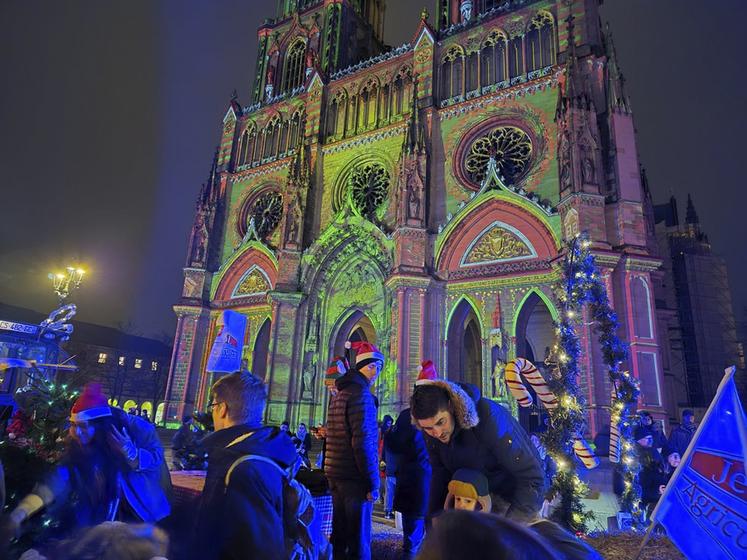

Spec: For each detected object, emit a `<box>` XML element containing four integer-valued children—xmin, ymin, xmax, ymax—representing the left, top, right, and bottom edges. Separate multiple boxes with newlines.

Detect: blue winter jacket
<box><xmin>40</xmin><ymin>407</ymin><xmax>170</xmax><ymax>526</ymax></box>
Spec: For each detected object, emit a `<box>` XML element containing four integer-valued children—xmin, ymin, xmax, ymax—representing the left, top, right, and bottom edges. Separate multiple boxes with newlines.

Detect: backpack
<box><xmin>225</xmin><ymin>454</ymin><xmax>331</xmax><ymax>560</ymax></box>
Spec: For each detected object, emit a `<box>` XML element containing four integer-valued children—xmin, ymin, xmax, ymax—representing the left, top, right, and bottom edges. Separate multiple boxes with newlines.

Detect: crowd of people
<box><xmin>0</xmin><ymin>340</ymin><xmax>699</xmax><ymax>560</ymax></box>
<box><xmin>635</xmin><ymin>408</ymin><xmax>697</xmax><ymax>518</ymax></box>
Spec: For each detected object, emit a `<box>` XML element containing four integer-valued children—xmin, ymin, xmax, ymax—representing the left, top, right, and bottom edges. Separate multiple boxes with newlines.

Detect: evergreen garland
<box><xmin>547</xmin><ymin>233</ymin><xmax>642</xmax><ymax>530</ymax></box>
<box><xmin>542</xmin><ymin>234</ymin><xmax>595</xmax><ymax>532</ymax></box>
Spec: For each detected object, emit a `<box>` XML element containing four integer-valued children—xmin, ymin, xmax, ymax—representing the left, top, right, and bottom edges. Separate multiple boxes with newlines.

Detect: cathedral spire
<box><xmin>402</xmin><ymin>77</ymin><xmax>425</xmax><ymax>155</ymax></box>
<box><xmin>604</xmin><ymin>24</ymin><xmax>631</xmax><ymax>113</ymax></box>
<box><xmin>685</xmin><ymin>194</ymin><xmax>699</xmax><ymax>226</ymax></box>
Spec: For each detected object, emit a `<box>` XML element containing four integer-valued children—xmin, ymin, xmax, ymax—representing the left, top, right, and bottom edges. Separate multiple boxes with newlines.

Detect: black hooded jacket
<box><xmin>387</xmin><ymin>408</ymin><xmax>431</xmax><ymax>517</ymax></box>
<box><xmin>193</xmin><ymin>424</ymin><xmax>297</xmax><ymax>560</ymax></box>
<box><xmin>323</xmin><ymin>370</ymin><xmax>379</xmax><ymax>494</ymax></box>
<box><xmin>421</xmin><ymin>382</ymin><xmax>545</xmax><ymax>521</ymax></box>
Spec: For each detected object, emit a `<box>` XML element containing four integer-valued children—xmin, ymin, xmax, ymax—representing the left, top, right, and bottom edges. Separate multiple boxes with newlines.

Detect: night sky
<box><xmin>1</xmin><ymin>1</ymin><xmax>745</xmax><ymax>341</ymax></box>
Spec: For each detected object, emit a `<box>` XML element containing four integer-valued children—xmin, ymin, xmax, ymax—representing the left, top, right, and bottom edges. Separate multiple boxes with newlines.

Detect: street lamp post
<box><xmin>48</xmin><ymin>267</ymin><xmax>85</xmax><ymax>304</ymax></box>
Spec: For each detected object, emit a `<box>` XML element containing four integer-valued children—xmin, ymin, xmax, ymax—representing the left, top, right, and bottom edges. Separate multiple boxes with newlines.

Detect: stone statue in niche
<box><xmin>191</xmin><ymin>208</ymin><xmax>209</xmax><ymax>265</ymax></box>
<box><xmin>301</xmin><ymin>362</ymin><xmax>316</xmax><ymax>399</ymax></box>
<box><xmin>558</xmin><ymin>130</ymin><xmax>572</xmax><ymax>189</ymax></box>
<box><xmin>582</xmin><ymin>152</ymin><xmax>596</xmax><ymax>184</ymax></box>
<box><xmin>407</xmin><ymin>184</ymin><xmax>421</xmax><ymax>220</ymax></box>
<box><xmin>265</xmin><ymin>65</ymin><xmax>275</xmax><ymax>100</ymax></box>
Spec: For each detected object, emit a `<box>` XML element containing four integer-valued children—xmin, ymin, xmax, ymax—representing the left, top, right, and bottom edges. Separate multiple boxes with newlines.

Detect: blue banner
<box><xmin>206</xmin><ymin>310</ymin><xmax>247</xmax><ymax>373</ymax></box>
<box><xmin>652</xmin><ymin>367</ymin><xmax>747</xmax><ymax>559</ymax></box>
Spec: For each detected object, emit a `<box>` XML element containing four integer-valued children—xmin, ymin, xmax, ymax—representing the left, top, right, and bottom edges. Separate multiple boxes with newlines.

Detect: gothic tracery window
<box><xmin>508</xmin><ymin>36</ymin><xmax>524</xmax><ymax>78</ymax></box>
<box><xmin>289</xmin><ymin>111</ymin><xmax>302</xmax><ymax>149</ymax></box>
<box><xmin>238</xmin><ymin>125</ymin><xmax>257</xmax><ymax>166</ymax></box>
<box><xmin>349</xmin><ymin>163</ymin><xmax>389</xmax><ymax>219</ymax></box>
<box><xmin>441</xmin><ymin>47</ymin><xmax>464</xmax><ymax>100</ymax></box>
<box><xmin>282</xmin><ymin>40</ymin><xmax>306</xmax><ymax>94</ymax></box>
<box><xmin>479</xmin><ymin>33</ymin><xmax>507</xmax><ymax>88</ymax></box>
<box><xmin>263</xmin><ymin>116</ymin><xmax>282</xmax><ymax>159</ymax></box>
<box><xmin>250</xmin><ymin>191</ymin><xmax>283</xmax><ymax>240</ymax></box>
<box><xmin>464</xmin><ymin>126</ymin><xmax>533</xmax><ymax>186</ymax></box>
<box><xmin>527</xmin><ymin>12</ymin><xmax>556</xmax><ymax>72</ymax></box>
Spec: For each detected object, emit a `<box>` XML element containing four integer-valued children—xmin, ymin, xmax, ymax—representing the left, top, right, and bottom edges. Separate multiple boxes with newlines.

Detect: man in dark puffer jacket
<box><xmin>411</xmin><ymin>376</ymin><xmax>545</xmax><ymax>522</ymax></box>
<box><xmin>324</xmin><ymin>341</ymin><xmax>383</xmax><ymax>560</ymax></box>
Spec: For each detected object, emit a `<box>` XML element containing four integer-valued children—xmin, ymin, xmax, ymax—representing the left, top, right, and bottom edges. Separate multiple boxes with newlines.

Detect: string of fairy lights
<box><xmin>542</xmin><ymin>233</ymin><xmax>642</xmax><ymax>531</ymax></box>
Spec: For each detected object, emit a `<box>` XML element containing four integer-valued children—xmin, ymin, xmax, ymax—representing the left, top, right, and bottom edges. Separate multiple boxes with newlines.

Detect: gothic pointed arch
<box><xmin>299</xmin><ymin>216</ymin><xmax>394</xmax><ymax>410</ymax></box>
<box><xmin>512</xmin><ymin>289</ymin><xmax>557</xmax><ymax>431</ymax></box>
<box><xmin>446</xmin><ymin>296</ymin><xmax>483</xmax><ymax>389</ymax></box>
<box><xmin>212</xmin><ymin>244</ymin><xmax>278</xmax><ymax>303</ymax></box>
<box><xmin>436</xmin><ymin>195</ymin><xmax>559</xmax><ymax>279</ymax></box>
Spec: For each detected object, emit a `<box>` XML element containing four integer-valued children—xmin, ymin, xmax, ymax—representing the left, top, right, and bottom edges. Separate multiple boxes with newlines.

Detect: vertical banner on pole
<box><xmin>206</xmin><ymin>310</ymin><xmax>247</xmax><ymax>373</ymax></box>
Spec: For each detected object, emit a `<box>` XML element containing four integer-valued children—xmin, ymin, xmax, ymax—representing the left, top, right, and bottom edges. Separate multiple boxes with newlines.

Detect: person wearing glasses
<box><xmin>193</xmin><ymin>371</ymin><xmax>297</xmax><ymax>559</ymax></box>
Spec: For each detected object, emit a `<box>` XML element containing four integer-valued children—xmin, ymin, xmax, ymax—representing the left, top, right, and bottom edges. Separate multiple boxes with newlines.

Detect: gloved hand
<box><xmin>108</xmin><ymin>425</ymin><xmax>138</xmax><ymax>464</ymax></box>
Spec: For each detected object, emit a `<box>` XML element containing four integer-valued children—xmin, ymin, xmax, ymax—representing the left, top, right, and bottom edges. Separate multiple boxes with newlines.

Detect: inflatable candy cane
<box><xmin>609</xmin><ymin>384</ymin><xmax>621</xmax><ymax>463</ymax></box>
<box><xmin>504</xmin><ymin>358</ymin><xmax>558</xmax><ymax>410</ymax></box>
<box><xmin>504</xmin><ymin>359</ymin><xmax>533</xmax><ymax>407</ymax></box>
<box><xmin>609</xmin><ymin>421</ymin><xmax>621</xmax><ymax>463</ymax></box>
<box><xmin>573</xmin><ymin>437</ymin><xmax>599</xmax><ymax>469</ymax></box>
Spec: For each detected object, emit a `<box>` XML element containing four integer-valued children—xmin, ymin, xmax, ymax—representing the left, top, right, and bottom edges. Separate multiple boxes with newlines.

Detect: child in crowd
<box><xmin>444</xmin><ymin>469</ymin><xmax>602</xmax><ymax>560</ymax></box>
<box><xmin>444</xmin><ymin>468</ymin><xmax>492</xmax><ymax>512</ymax></box>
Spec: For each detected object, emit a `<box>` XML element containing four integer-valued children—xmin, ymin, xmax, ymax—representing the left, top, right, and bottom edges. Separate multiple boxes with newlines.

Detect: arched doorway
<box><xmin>331</xmin><ymin>310</ymin><xmax>377</xmax><ymax>358</ymax></box>
<box><xmin>514</xmin><ymin>291</ymin><xmax>556</xmax><ymax>432</ymax></box>
<box><xmin>253</xmin><ymin>319</ymin><xmax>271</xmax><ymax>382</ymax></box>
<box><xmin>140</xmin><ymin>401</ymin><xmax>153</xmax><ymax>421</ymax></box>
<box><xmin>447</xmin><ymin>299</ymin><xmax>483</xmax><ymax>390</ymax></box>
<box><xmin>155</xmin><ymin>402</ymin><xmax>165</xmax><ymax>424</ymax></box>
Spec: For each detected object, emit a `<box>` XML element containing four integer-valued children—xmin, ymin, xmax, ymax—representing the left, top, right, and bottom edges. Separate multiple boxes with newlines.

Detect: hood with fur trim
<box><xmin>412</xmin><ymin>380</ymin><xmax>479</xmax><ymax>430</ymax></box>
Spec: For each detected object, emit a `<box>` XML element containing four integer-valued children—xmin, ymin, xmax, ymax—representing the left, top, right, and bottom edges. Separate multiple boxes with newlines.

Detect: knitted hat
<box><xmin>326</xmin><ymin>356</ymin><xmax>348</xmax><ymax>381</ymax></box>
<box><xmin>634</xmin><ymin>425</ymin><xmax>653</xmax><ymax>443</ymax></box>
<box><xmin>416</xmin><ymin>360</ymin><xmax>438</xmax><ymax>385</ymax></box>
<box><xmin>445</xmin><ymin>468</ymin><xmax>492</xmax><ymax>512</ymax></box>
<box><xmin>70</xmin><ymin>383</ymin><xmax>112</xmax><ymax>422</ymax></box>
<box><xmin>349</xmin><ymin>341</ymin><xmax>384</xmax><ymax>369</ymax></box>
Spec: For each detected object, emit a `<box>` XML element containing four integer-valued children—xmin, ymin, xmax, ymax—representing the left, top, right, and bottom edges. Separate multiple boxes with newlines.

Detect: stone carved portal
<box><xmin>447</xmin><ymin>299</ymin><xmax>483</xmax><ymax>391</ymax></box>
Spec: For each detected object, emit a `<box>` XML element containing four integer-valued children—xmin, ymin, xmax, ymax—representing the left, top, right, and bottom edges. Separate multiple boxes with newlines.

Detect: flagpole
<box><xmin>650</xmin><ymin>365</ymin><xmax>737</xmax><ymax>525</ymax></box>
<box><xmin>632</xmin><ymin>522</ymin><xmax>657</xmax><ymax>560</ymax></box>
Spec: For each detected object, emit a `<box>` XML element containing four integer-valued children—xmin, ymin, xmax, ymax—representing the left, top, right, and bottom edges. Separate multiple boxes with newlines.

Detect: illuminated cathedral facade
<box><xmin>164</xmin><ymin>0</ymin><xmax>668</xmax><ymax>436</ymax></box>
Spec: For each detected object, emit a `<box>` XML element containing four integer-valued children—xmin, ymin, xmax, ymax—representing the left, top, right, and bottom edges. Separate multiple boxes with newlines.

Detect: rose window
<box><xmin>349</xmin><ymin>163</ymin><xmax>389</xmax><ymax>219</ymax></box>
<box><xmin>464</xmin><ymin>126</ymin><xmax>532</xmax><ymax>186</ymax></box>
<box><xmin>250</xmin><ymin>191</ymin><xmax>283</xmax><ymax>239</ymax></box>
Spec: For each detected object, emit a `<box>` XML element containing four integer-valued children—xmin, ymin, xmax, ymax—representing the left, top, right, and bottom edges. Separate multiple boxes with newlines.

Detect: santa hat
<box><xmin>445</xmin><ymin>468</ymin><xmax>492</xmax><ymax>512</ymax></box>
<box><xmin>416</xmin><ymin>360</ymin><xmax>438</xmax><ymax>385</ymax></box>
<box><xmin>326</xmin><ymin>356</ymin><xmax>348</xmax><ymax>381</ymax></box>
<box><xmin>70</xmin><ymin>383</ymin><xmax>112</xmax><ymax>422</ymax></box>
<box><xmin>349</xmin><ymin>341</ymin><xmax>384</xmax><ymax>369</ymax></box>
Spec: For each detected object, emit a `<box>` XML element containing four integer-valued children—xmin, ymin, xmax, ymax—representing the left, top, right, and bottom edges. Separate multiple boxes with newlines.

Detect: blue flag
<box><xmin>652</xmin><ymin>367</ymin><xmax>747</xmax><ymax>559</ymax></box>
<box><xmin>206</xmin><ymin>310</ymin><xmax>247</xmax><ymax>373</ymax></box>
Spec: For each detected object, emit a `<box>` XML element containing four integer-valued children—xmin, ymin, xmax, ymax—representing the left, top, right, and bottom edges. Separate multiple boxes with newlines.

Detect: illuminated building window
<box><xmin>151</xmin><ymin>361</ymin><xmax>159</xmax><ymax>371</ymax></box>
<box><xmin>134</xmin><ymin>358</ymin><xmax>143</xmax><ymax>369</ymax></box>
<box><xmin>281</xmin><ymin>40</ymin><xmax>306</xmax><ymax>94</ymax></box>
<box><xmin>464</xmin><ymin>125</ymin><xmax>533</xmax><ymax>186</ymax></box>
<box><xmin>440</xmin><ymin>47</ymin><xmax>463</xmax><ymax>100</ymax></box>
<box><xmin>98</xmin><ymin>353</ymin><xmax>107</xmax><ymax>364</ymax></box>
<box><xmin>349</xmin><ymin>163</ymin><xmax>390</xmax><ymax>220</ymax></box>
<box><xmin>118</xmin><ymin>356</ymin><xmax>125</xmax><ymax>366</ymax></box>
